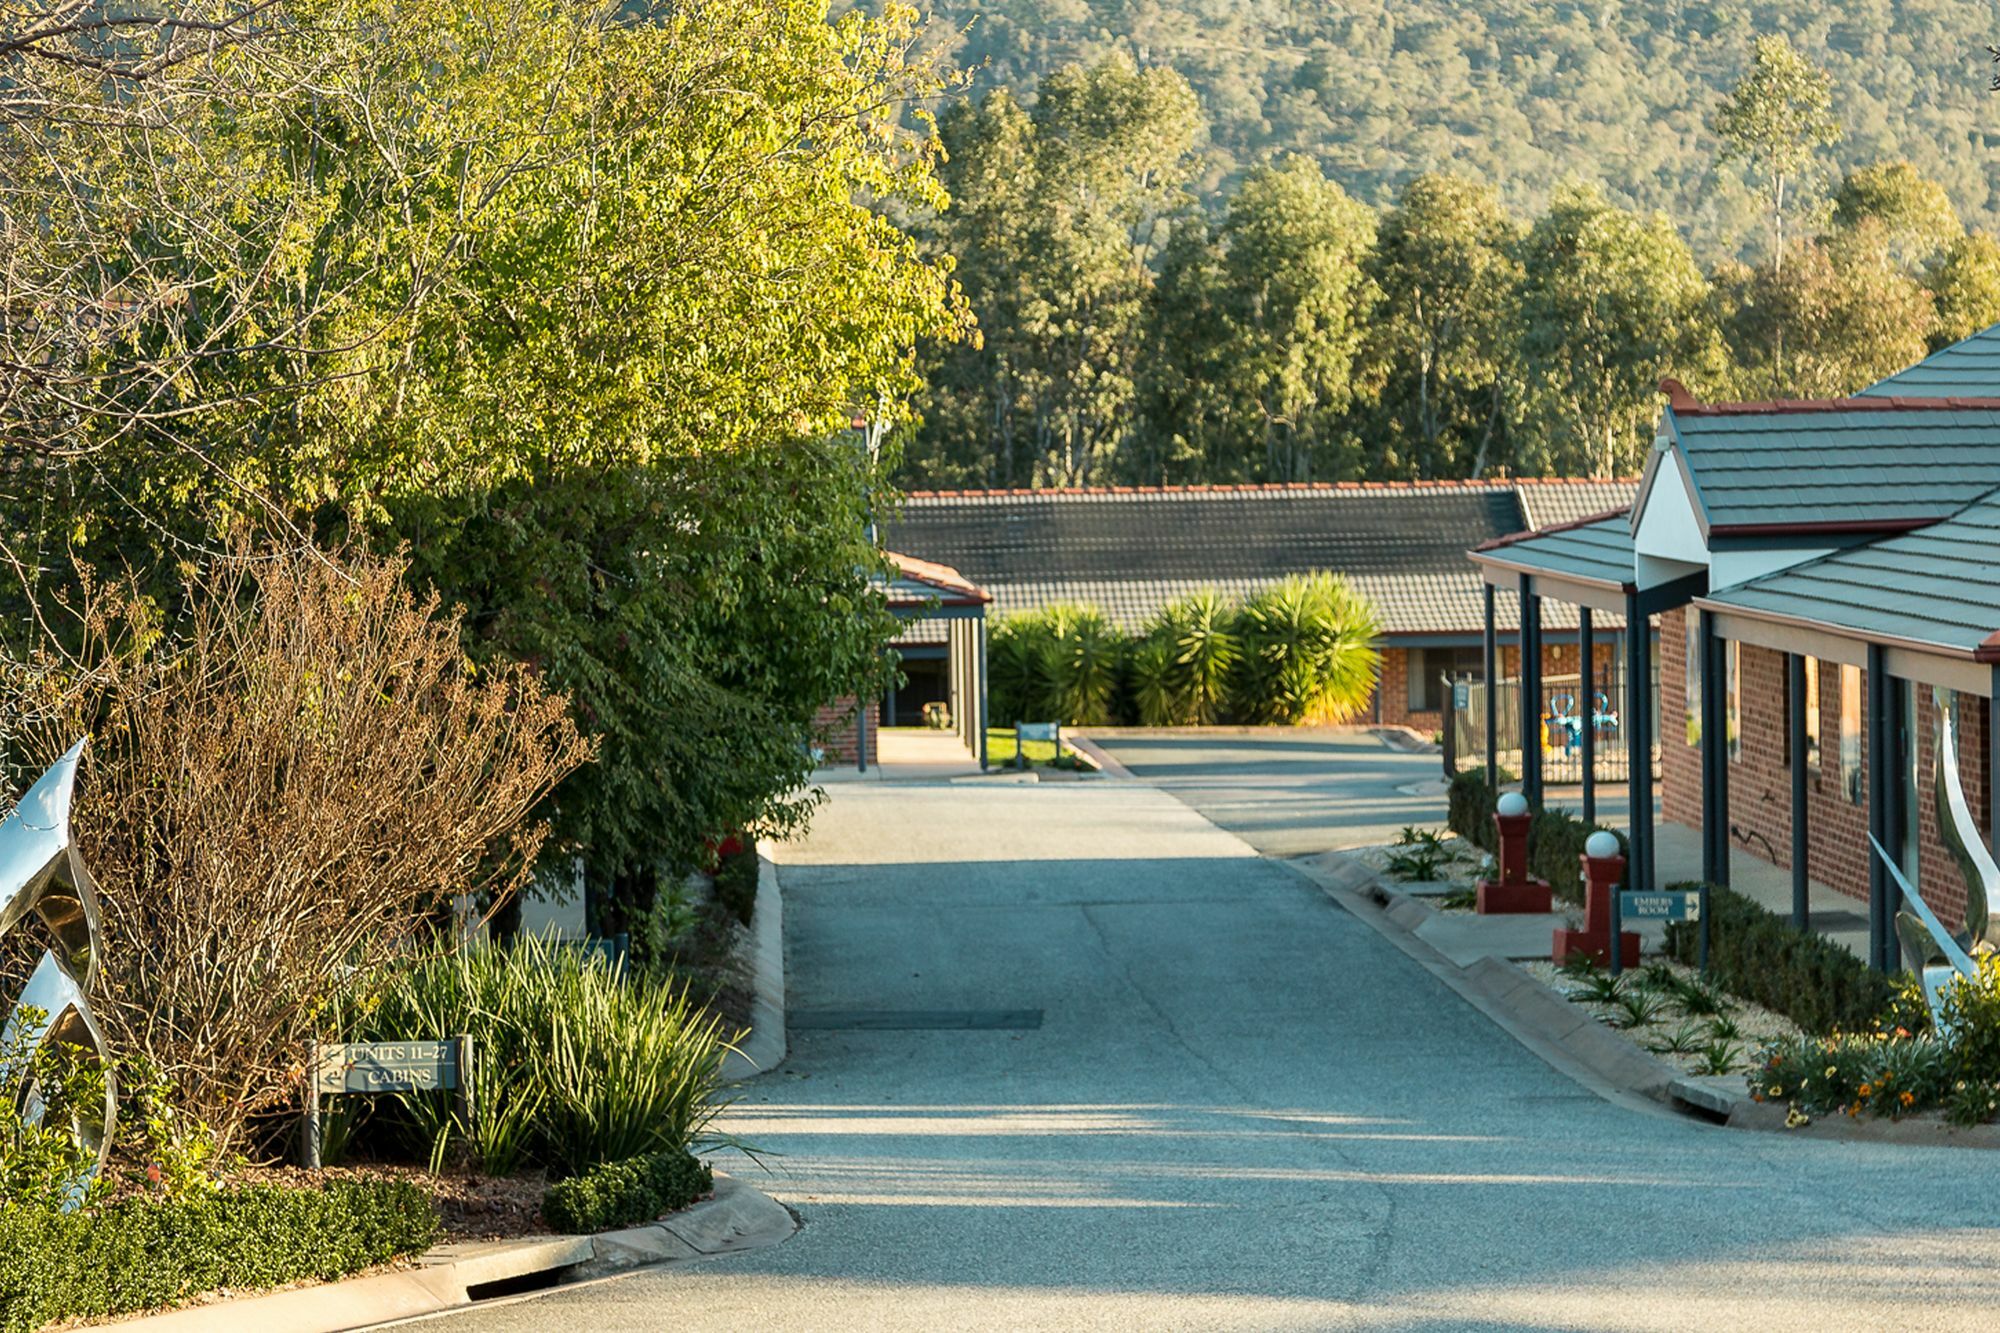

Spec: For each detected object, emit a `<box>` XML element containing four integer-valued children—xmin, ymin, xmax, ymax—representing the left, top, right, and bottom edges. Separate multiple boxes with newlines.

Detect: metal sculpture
<box><xmin>0</xmin><ymin>739</ymin><xmax>115</xmax><ymax>1207</ymax></box>
<box><xmin>1869</xmin><ymin>688</ymin><xmax>1999</xmax><ymax>1028</ymax></box>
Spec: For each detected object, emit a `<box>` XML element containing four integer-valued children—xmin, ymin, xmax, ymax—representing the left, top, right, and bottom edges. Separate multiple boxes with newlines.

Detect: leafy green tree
<box><xmin>1361</xmin><ymin>174</ymin><xmax>1523</xmax><ymax>478</ymax></box>
<box><xmin>915</xmin><ymin>57</ymin><xmax>1202</xmax><ymax>486</ymax></box>
<box><xmin>1925</xmin><ymin>233</ymin><xmax>2000</xmax><ymax>348</ymax></box>
<box><xmin>1722</xmin><ymin>230</ymin><xmax>1934</xmax><ymax>398</ymax></box>
<box><xmin>1512</xmin><ymin>184</ymin><xmax>1726</xmax><ymax>478</ymax></box>
<box><xmin>1832</xmin><ymin>161</ymin><xmax>1962</xmax><ymax>266</ymax></box>
<box><xmin>1133</xmin><ymin>158</ymin><xmax>1377</xmax><ymax>482</ymax></box>
<box><xmin>9</xmin><ymin>0</ymin><xmax>968</xmax><ymax>925</ymax></box>
<box><xmin>1713</xmin><ymin>34</ymin><xmax>1842</xmax><ymax>274</ymax></box>
<box><xmin>1235</xmin><ymin>574</ymin><xmax>1381</xmax><ymax>725</ymax></box>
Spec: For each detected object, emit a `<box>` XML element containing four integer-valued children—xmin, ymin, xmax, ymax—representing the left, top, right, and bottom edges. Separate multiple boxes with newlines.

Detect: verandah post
<box><xmin>1789</xmin><ymin>652</ymin><xmax>1810</xmax><ymax>931</ymax></box>
<box><xmin>1483</xmin><ymin>581</ymin><xmax>1498</xmax><ymax>793</ymax></box>
<box><xmin>1519</xmin><ymin>575</ymin><xmax>1542</xmax><ymax>808</ymax></box>
<box><xmin>1580</xmin><ymin>607</ymin><xmax>1596</xmax><ymax>824</ymax></box>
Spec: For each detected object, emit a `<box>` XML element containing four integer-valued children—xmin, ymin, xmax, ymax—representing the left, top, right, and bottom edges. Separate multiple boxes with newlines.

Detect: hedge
<box><xmin>1446</xmin><ymin>768</ymin><xmax>1625</xmax><ymax>908</ymax></box>
<box><xmin>542</xmin><ymin>1149</ymin><xmax>713</xmax><ymax>1234</ymax></box>
<box><xmin>0</xmin><ymin>1179</ymin><xmax>439</xmax><ymax>1333</ymax></box>
<box><xmin>1664</xmin><ymin>883</ymin><xmax>1894</xmax><ymax>1036</ymax></box>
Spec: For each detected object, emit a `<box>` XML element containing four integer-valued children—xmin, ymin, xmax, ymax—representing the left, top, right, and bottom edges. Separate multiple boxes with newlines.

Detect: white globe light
<box><xmin>1496</xmin><ymin>792</ymin><xmax>1529</xmax><ymax>817</ymax></box>
<box><xmin>1585</xmin><ymin>830</ymin><xmax>1621</xmax><ymax>859</ymax></box>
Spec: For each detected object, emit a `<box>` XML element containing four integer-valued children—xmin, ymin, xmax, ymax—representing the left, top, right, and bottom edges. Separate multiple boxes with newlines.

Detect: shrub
<box><xmin>1234</xmin><ymin>573</ymin><xmax>1381</xmax><ymax>725</ymax></box>
<box><xmin>712</xmin><ymin>845</ymin><xmax>760</xmax><ymax>928</ymax></box>
<box><xmin>1755</xmin><ymin>1030</ymin><xmax>1952</xmax><ymax>1119</ymax></box>
<box><xmin>343</xmin><ymin>935</ymin><xmax>732</xmax><ymax>1176</ymax></box>
<box><xmin>988</xmin><ymin>606</ymin><xmax>1130</xmax><ymax>726</ymax></box>
<box><xmin>541</xmin><ymin>1148</ymin><xmax>713</xmax><ymax>1234</ymax></box>
<box><xmin>1134</xmin><ymin>590</ymin><xmax>1240</xmax><ymax>726</ymax></box>
<box><xmin>1664</xmin><ymin>884</ymin><xmax>1893</xmax><ymax>1036</ymax></box>
<box><xmin>0</xmin><ymin>546</ymin><xmax>587</xmax><ymax>1153</ymax></box>
<box><xmin>0</xmin><ymin>1179</ymin><xmax>438</xmax><ymax>1333</ymax></box>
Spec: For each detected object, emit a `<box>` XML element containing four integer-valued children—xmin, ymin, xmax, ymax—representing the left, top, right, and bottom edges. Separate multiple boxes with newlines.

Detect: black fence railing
<box><xmin>1444</xmin><ymin>668</ymin><xmax>1659</xmax><ymax>786</ymax></box>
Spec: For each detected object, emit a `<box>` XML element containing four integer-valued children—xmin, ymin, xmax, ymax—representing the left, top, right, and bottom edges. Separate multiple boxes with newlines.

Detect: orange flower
<box><xmin>1858</xmin><ymin>1083</ymin><xmax>1873</xmax><ymax>1098</ymax></box>
<box><xmin>1900</xmin><ymin>1091</ymin><xmax>1916</xmax><ymax>1108</ymax></box>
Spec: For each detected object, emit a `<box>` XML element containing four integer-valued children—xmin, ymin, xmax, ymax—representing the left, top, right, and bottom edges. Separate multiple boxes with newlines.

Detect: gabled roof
<box><xmin>1860</xmin><ymin>324</ymin><xmax>2000</xmax><ymax>398</ymax></box>
<box><xmin>1655</xmin><ymin>397</ymin><xmax>2000</xmax><ymax>536</ymax></box>
<box><xmin>877</xmin><ymin>550</ymin><xmax>988</xmax><ymax>610</ymax></box>
<box><xmin>1700</xmin><ymin>485</ymin><xmax>2000</xmax><ymax>661</ymax></box>
<box><xmin>882</xmin><ymin>481</ymin><xmax>1636</xmax><ymax>639</ymax></box>
<box><xmin>1471</xmin><ymin>511</ymin><xmax>1637</xmax><ymax>593</ymax></box>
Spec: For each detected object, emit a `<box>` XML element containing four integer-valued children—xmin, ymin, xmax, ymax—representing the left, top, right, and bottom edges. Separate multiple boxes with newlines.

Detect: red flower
<box><xmin>146</xmin><ymin>1163</ymin><xmax>163</xmax><ymax>1188</ymax></box>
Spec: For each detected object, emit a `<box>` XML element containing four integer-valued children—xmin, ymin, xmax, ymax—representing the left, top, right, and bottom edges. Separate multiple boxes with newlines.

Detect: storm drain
<box><xmin>790</xmin><ymin>1009</ymin><xmax>1043</xmax><ymax>1031</ymax></box>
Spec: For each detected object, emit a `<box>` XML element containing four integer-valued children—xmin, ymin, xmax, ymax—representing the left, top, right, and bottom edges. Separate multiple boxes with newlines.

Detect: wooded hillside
<box><xmin>888</xmin><ymin>0</ymin><xmax>1999</xmax><ymax>259</ymax></box>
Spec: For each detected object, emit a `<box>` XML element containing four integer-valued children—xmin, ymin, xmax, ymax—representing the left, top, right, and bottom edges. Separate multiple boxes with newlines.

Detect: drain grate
<box><xmin>790</xmin><ymin>1009</ymin><xmax>1043</xmax><ymax>1031</ymax></box>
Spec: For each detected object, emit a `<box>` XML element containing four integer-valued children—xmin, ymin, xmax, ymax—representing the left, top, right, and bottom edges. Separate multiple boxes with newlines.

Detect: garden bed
<box><xmin>1522</xmin><ymin>957</ymin><xmax>1803</xmax><ymax>1080</ymax></box>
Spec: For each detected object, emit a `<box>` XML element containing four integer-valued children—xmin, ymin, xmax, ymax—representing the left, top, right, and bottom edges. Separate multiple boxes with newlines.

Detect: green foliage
<box><xmin>1235</xmin><ymin>574</ymin><xmax>1381</xmax><ymax>724</ymax></box>
<box><xmin>398</xmin><ymin>443</ymin><xmax>897</xmax><ymax>928</ymax></box>
<box><xmin>712</xmin><ymin>847</ymin><xmax>761</xmax><ymax>929</ymax></box>
<box><xmin>1713</xmin><ymin>33</ymin><xmax>1842</xmax><ymax>265</ymax></box>
<box><xmin>988</xmin><ymin>605</ymin><xmax>1130</xmax><ymax>727</ymax></box>
<box><xmin>542</xmin><ymin>1149</ymin><xmax>714</xmax><ymax>1234</ymax></box>
<box><xmin>0</xmin><ymin>1014</ymin><xmax>106</xmax><ymax>1213</ymax></box>
<box><xmin>1833</xmin><ymin>161</ymin><xmax>1963</xmax><ymax>266</ymax></box>
<box><xmin>342</xmin><ymin>937</ymin><xmax>731</xmax><ymax>1177</ymax></box>
<box><xmin>1663</xmin><ymin>884</ymin><xmax>1894</xmax><ymax>1036</ymax></box>
<box><xmin>1511</xmin><ymin>183</ymin><xmax>1728</xmax><ymax>478</ymax></box>
<box><xmin>1721</xmin><ymin>230</ymin><xmax>1934</xmax><ymax>399</ymax></box>
<box><xmin>912</xmin><ymin>58</ymin><xmax>1202</xmax><ymax>487</ymax></box>
<box><xmin>1756</xmin><ymin>1030</ymin><xmax>1952</xmax><ymax>1119</ymax></box>
<box><xmin>1134</xmin><ymin>590</ymin><xmax>1241</xmax><ymax>726</ymax></box>
<box><xmin>1940</xmin><ymin>956</ymin><xmax>2000</xmax><ymax>1086</ymax></box>
<box><xmin>1926</xmin><ymin>234</ymin><xmax>2000</xmax><ymax>348</ymax></box>
<box><xmin>1361</xmin><ymin>174</ymin><xmax>1523</xmax><ymax>479</ymax></box>
<box><xmin>0</xmin><ymin>1180</ymin><xmax>438</xmax><ymax>1333</ymax></box>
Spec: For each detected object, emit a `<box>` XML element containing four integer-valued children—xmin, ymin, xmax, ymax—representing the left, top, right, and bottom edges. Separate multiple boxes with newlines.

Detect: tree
<box><xmin>1234</xmin><ymin>574</ymin><xmax>1381</xmax><ymax>725</ymax></box>
<box><xmin>1713</xmin><ymin>34</ymin><xmax>1841</xmax><ymax>274</ymax></box>
<box><xmin>1925</xmin><ymin>233</ymin><xmax>2000</xmax><ymax>347</ymax></box>
<box><xmin>1831</xmin><ymin>161</ymin><xmax>1962</xmax><ymax>267</ymax></box>
<box><xmin>1361</xmin><ymin>174</ymin><xmax>1523</xmax><ymax>478</ymax></box>
<box><xmin>9</xmin><ymin>0</ymin><xmax>969</xmax><ymax>926</ymax></box>
<box><xmin>1723</xmin><ymin>231</ymin><xmax>1934</xmax><ymax>399</ymax></box>
<box><xmin>914</xmin><ymin>57</ymin><xmax>1203</xmax><ymax>487</ymax></box>
<box><xmin>1132</xmin><ymin>158</ymin><xmax>1377</xmax><ymax>482</ymax></box>
<box><xmin>1512</xmin><ymin>184</ymin><xmax>1726</xmax><ymax>478</ymax></box>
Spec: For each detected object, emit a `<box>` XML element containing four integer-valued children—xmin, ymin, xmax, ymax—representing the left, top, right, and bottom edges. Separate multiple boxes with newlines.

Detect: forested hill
<box><xmin>896</xmin><ymin>0</ymin><xmax>2000</xmax><ymax>257</ymax></box>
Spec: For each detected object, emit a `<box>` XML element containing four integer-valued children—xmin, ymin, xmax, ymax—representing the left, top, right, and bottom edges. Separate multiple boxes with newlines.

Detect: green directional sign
<box><xmin>314</xmin><ymin>1040</ymin><xmax>462</xmax><ymax>1095</ymax></box>
<box><xmin>1619</xmin><ymin>890</ymin><xmax>1702</xmax><ymax>922</ymax></box>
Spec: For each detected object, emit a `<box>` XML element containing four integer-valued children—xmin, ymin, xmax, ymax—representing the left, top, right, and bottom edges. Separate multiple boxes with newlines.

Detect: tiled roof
<box><xmin>887</xmin><ymin>484</ymin><xmax>1528</xmax><ymax>584</ymax></box>
<box><xmin>1665</xmin><ymin>400</ymin><xmax>2000</xmax><ymax>532</ymax></box>
<box><xmin>1702</xmin><ymin>485</ymin><xmax>2000</xmax><ymax>660</ymax></box>
<box><xmin>1860</xmin><ymin>324</ymin><xmax>2000</xmax><ymax>398</ymax></box>
<box><xmin>1471</xmin><ymin>512</ymin><xmax>1637</xmax><ymax>590</ymax></box>
<box><xmin>881</xmin><ymin>482</ymin><xmax>1636</xmax><ymax>640</ymax></box>
<box><xmin>878</xmin><ymin>550</ymin><xmax>988</xmax><ymax>607</ymax></box>
<box><xmin>1514</xmin><ymin>480</ymin><xmax>1638</xmax><ymax>530</ymax></box>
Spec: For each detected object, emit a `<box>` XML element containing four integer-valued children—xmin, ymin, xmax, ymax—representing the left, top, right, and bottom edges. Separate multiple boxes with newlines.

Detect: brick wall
<box><xmin>814</xmin><ymin>697</ymin><xmax>879</xmax><ymax>767</ymax></box>
<box><xmin>1659</xmin><ymin>607</ymin><xmax>1991</xmax><ymax>929</ymax></box>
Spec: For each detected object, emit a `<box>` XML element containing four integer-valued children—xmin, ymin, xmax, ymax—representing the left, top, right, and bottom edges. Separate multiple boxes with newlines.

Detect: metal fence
<box><xmin>1445</xmin><ymin>668</ymin><xmax>1659</xmax><ymax>786</ymax></box>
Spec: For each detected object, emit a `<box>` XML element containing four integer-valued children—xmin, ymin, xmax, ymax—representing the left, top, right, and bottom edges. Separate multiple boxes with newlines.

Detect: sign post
<box><xmin>301</xmin><ymin>1035</ymin><xmax>471</xmax><ymax>1169</ymax></box>
<box><xmin>1617</xmin><ymin>890</ymin><xmax>1703</xmax><ymax>923</ymax></box>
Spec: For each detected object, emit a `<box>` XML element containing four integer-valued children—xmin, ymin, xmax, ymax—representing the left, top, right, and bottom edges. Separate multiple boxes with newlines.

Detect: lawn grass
<box><xmin>984</xmin><ymin>728</ymin><xmax>1063</xmax><ymax>767</ymax></box>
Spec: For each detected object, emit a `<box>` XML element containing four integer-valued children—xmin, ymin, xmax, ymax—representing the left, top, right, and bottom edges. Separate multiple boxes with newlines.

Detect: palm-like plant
<box><xmin>989</xmin><ymin>613</ymin><xmax>1058</xmax><ymax>724</ymax></box>
<box><xmin>1041</xmin><ymin>603</ymin><xmax>1125</xmax><ymax>725</ymax></box>
<box><xmin>1127</xmin><ymin>633</ymin><xmax>1180</xmax><ymax>727</ymax></box>
<box><xmin>1154</xmin><ymin>589</ymin><xmax>1240</xmax><ymax>724</ymax></box>
<box><xmin>1235</xmin><ymin>573</ymin><xmax>1382</xmax><ymax>724</ymax></box>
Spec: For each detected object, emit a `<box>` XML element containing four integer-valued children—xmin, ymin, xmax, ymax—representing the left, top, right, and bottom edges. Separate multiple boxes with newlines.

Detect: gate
<box><xmin>1445</xmin><ymin>666</ymin><xmax>1658</xmax><ymax>785</ymax></box>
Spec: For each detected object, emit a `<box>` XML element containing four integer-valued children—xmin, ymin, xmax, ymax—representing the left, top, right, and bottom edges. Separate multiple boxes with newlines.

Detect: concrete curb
<box><xmin>1063</xmin><ymin>732</ymin><xmax>1135</xmax><ymax>780</ymax></box>
<box><xmin>107</xmin><ymin>1173</ymin><xmax>795</xmax><ymax>1332</ymax></box>
<box><xmin>721</xmin><ymin>850</ymin><xmax>787</xmax><ymax>1084</ymax></box>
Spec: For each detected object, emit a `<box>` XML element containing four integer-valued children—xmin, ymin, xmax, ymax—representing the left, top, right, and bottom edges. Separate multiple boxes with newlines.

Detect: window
<box><xmin>1839</xmin><ymin>663</ymin><xmax>1863</xmax><ymax>803</ymax></box>
<box><xmin>1408</xmin><ymin>646</ymin><xmax>1486</xmax><ymax>714</ymax></box>
<box><xmin>1726</xmin><ymin>640</ymin><xmax>1741</xmax><ymax>763</ymax></box>
<box><xmin>1804</xmin><ymin>657</ymin><xmax>1821</xmax><ymax>771</ymax></box>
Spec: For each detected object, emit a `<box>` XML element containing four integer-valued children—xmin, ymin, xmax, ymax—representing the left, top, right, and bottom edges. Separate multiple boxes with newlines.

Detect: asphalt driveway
<box><xmin>422</xmin><ymin>769</ymin><xmax>2000</xmax><ymax>1332</ymax></box>
<box><xmin>1088</xmin><ymin>728</ymin><xmax>1633</xmax><ymax>856</ymax></box>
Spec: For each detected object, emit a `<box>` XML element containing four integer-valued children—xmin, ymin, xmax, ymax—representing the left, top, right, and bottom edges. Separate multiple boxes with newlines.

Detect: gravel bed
<box><xmin>1520</xmin><ymin>956</ymin><xmax>1802</xmax><ymax>1077</ymax></box>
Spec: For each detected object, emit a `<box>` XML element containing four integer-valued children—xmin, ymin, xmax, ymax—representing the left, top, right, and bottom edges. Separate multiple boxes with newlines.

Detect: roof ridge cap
<box><xmin>1471</xmin><ymin>505</ymin><xmax>1634</xmax><ymax>552</ymax></box>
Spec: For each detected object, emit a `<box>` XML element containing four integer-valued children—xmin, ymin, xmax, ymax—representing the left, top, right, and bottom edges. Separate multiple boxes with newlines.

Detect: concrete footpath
<box><xmin>425</xmin><ymin>773</ymin><xmax>2000</xmax><ymax>1332</ymax></box>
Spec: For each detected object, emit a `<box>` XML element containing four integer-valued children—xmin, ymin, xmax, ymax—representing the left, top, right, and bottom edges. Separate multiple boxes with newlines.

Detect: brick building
<box><xmin>1468</xmin><ymin>323</ymin><xmax>2000</xmax><ymax>973</ymax></box>
<box><xmin>880</xmin><ymin>479</ymin><xmax>1635</xmax><ymax>735</ymax></box>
